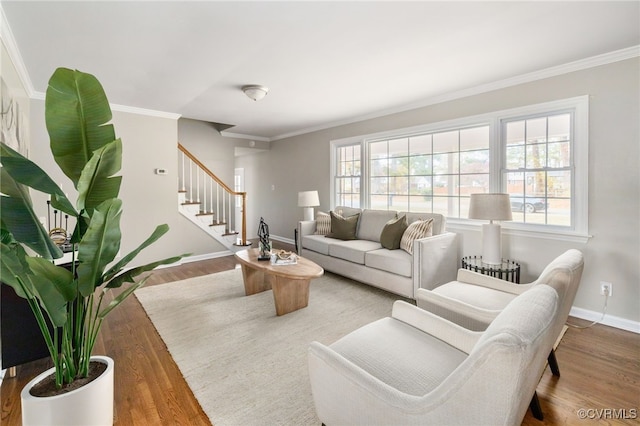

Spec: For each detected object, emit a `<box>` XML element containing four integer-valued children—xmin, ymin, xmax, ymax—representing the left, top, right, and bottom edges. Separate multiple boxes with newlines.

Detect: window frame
<box><xmin>330</xmin><ymin>95</ymin><xmax>589</xmax><ymax>242</ymax></box>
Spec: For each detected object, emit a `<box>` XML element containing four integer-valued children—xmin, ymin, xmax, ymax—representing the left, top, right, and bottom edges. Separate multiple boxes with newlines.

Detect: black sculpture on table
<box><xmin>257</xmin><ymin>217</ymin><xmax>271</xmax><ymax>261</ymax></box>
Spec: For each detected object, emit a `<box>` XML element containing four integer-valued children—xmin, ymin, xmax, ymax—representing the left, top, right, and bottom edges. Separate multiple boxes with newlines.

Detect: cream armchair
<box><xmin>308</xmin><ymin>285</ymin><xmax>560</xmax><ymax>425</ymax></box>
<box><xmin>415</xmin><ymin>249</ymin><xmax>583</xmax><ymax>419</ymax></box>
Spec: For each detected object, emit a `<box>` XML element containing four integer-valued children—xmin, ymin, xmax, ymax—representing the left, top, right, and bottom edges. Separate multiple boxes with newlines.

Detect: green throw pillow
<box><xmin>380</xmin><ymin>215</ymin><xmax>408</xmax><ymax>250</ymax></box>
<box><xmin>326</xmin><ymin>211</ymin><xmax>360</xmax><ymax>240</ymax></box>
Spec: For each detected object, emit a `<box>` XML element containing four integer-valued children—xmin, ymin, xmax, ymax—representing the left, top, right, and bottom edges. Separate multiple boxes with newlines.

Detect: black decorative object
<box><xmin>257</xmin><ymin>217</ymin><xmax>271</xmax><ymax>261</ymax></box>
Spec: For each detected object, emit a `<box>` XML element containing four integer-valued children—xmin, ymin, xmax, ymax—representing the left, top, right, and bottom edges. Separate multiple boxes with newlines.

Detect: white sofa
<box><xmin>297</xmin><ymin>207</ymin><xmax>458</xmax><ymax>299</ymax></box>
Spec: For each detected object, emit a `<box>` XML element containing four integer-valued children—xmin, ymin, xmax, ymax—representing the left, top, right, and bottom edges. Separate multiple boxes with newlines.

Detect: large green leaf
<box><xmin>26</xmin><ymin>257</ymin><xmax>74</xmax><ymax>327</ymax></box>
<box><xmin>77</xmin><ymin>199</ymin><xmax>122</xmax><ymax>297</ymax></box>
<box><xmin>0</xmin><ymin>167</ymin><xmax>62</xmax><ymax>260</ymax></box>
<box><xmin>76</xmin><ymin>139</ymin><xmax>122</xmax><ymax>215</ymax></box>
<box><xmin>105</xmin><ymin>254</ymin><xmax>187</xmax><ymax>289</ymax></box>
<box><xmin>103</xmin><ymin>223</ymin><xmax>169</xmax><ymax>280</ymax></box>
<box><xmin>0</xmin><ymin>142</ymin><xmax>76</xmax><ymax>216</ymax></box>
<box><xmin>0</xmin><ymin>243</ymin><xmax>69</xmax><ymax>326</ymax></box>
<box><xmin>0</xmin><ymin>241</ymin><xmax>36</xmax><ymax>298</ymax></box>
<box><xmin>46</xmin><ymin>68</ymin><xmax>115</xmax><ymax>187</ymax></box>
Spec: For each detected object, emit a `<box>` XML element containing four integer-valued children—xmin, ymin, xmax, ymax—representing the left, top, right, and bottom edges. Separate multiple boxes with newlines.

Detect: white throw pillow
<box><xmin>400</xmin><ymin>218</ymin><xmax>434</xmax><ymax>254</ymax></box>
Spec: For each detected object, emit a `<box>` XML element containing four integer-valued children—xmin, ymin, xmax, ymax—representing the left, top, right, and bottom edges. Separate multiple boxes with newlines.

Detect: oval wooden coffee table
<box><xmin>234</xmin><ymin>248</ymin><xmax>324</xmax><ymax>316</ymax></box>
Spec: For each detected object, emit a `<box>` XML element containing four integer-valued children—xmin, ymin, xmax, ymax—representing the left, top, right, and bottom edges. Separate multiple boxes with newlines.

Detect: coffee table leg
<box><xmin>272</xmin><ymin>277</ymin><xmax>310</xmax><ymax>316</ymax></box>
<box><xmin>241</xmin><ymin>264</ymin><xmax>272</xmax><ymax>296</ymax></box>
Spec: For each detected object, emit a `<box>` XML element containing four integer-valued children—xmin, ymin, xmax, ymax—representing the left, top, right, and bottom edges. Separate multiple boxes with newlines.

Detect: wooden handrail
<box><xmin>178</xmin><ymin>143</ymin><xmax>248</xmax><ymax>245</ymax></box>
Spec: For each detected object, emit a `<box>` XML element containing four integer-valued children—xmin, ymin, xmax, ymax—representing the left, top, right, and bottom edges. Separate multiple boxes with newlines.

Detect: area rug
<box><xmin>135</xmin><ymin>269</ymin><xmax>404</xmax><ymax>426</ymax></box>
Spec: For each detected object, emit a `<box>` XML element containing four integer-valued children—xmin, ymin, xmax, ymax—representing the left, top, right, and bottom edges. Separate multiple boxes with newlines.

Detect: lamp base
<box><xmin>482</xmin><ymin>223</ymin><xmax>502</xmax><ymax>265</ymax></box>
<box><xmin>303</xmin><ymin>207</ymin><xmax>315</xmax><ymax>221</ymax></box>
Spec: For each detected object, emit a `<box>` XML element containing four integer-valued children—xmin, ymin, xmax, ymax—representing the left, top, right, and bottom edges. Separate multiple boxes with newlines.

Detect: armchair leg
<box><xmin>529</xmin><ymin>391</ymin><xmax>544</xmax><ymax>420</ymax></box>
<box><xmin>548</xmin><ymin>348</ymin><xmax>560</xmax><ymax>377</ymax></box>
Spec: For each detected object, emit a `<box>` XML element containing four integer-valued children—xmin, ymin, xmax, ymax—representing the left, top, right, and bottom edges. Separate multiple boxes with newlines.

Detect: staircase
<box><xmin>177</xmin><ymin>143</ymin><xmax>249</xmax><ymax>251</ymax></box>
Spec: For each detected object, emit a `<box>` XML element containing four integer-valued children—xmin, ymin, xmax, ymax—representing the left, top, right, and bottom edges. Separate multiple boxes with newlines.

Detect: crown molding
<box><xmin>271</xmin><ymin>45</ymin><xmax>640</xmax><ymax>141</ymax></box>
<box><xmin>32</xmin><ymin>90</ymin><xmax>181</xmax><ymax>120</ymax></box>
<box><xmin>0</xmin><ymin>5</ymin><xmax>35</xmax><ymax>97</ymax></box>
<box><xmin>220</xmin><ymin>131</ymin><xmax>271</xmax><ymax>142</ymax></box>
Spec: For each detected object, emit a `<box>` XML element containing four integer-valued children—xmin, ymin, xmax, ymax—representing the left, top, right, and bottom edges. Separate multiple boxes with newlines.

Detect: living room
<box><xmin>1</xmin><ymin>1</ymin><xmax>639</xmax><ymax>425</ymax></box>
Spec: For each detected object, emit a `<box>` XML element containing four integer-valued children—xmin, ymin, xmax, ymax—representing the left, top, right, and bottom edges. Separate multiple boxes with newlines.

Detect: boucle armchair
<box><xmin>415</xmin><ymin>249</ymin><xmax>583</xmax><ymax>376</ymax></box>
<box><xmin>308</xmin><ymin>285</ymin><xmax>560</xmax><ymax>425</ymax></box>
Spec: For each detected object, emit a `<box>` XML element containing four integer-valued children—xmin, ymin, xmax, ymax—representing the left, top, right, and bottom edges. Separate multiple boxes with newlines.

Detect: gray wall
<box><xmin>29</xmin><ymin>101</ymin><xmax>220</xmax><ymax>266</ymax></box>
<box><xmin>249</xmin><ymin>58</ymin><xmax>640</xmax><ymax>327</ymax></box>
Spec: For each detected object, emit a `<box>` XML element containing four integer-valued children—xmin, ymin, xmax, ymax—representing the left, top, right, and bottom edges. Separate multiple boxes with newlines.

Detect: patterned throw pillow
<box><xmin>400</xmin><ymin>218</ymin><xmax>434</xmax><ymax>254</ymax></box>
<box><xmin>314</xmin><ymin>212</ymin><xmax>331</xmax><ymax>235</ymax></box>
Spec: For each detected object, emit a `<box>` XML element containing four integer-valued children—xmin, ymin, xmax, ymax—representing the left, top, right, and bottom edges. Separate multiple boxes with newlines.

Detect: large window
<box><xmin>331</xmin><ymin>96</ymin><xmax>588</xmax><ymax>238</ymax></box>
<box><xmin>368</xmin><ymin>125</ymin><xmax>490</xmax><ymax>217</ymax></box>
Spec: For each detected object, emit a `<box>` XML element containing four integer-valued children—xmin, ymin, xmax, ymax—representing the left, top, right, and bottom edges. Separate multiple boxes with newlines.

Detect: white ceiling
<box><xmin>2</xmin><ymin>1</ymin><xmax>639</xmax><ymax>141</ymax></box>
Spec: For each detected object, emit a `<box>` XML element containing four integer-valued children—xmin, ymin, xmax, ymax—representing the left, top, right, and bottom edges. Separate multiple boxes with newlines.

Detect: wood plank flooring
<box><xmin>2</xmin><ymin>242</ymin><xmax>639</xmax><ymax>425</ymax></box>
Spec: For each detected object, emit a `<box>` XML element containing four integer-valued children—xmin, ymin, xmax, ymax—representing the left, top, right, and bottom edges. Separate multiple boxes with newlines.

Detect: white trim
<box><xmin>32</xmin><ymin>90</ymin><xmax>181</xmax><ymax>120</ymax></box>
<box><xmin>220</xmin><ymin>131</ymin><xmax>271</xmax><ymax>142</ymax></box>
<box><xmin>155</xmin><ymin>250</ymin><xmax>233</xmax><ymax>269</ymax></box>
<box><xmin>0</xmin><ymin>5</ymin><xmax>35</xmax><ymax>96</ymax></box>
<box><xmin>270</xmin><ymin>234</ymin><xmax>294</xmax><ymax>246</ymax></box>
<box><xmin>272</xmin><ymin>45</ymin><xmax>639</xmax><ymax>141</ymax></box>
<box><xmin>570</xmin><ymin>306</ymin><xmax>640</xmax><ymax>334</ymax></box>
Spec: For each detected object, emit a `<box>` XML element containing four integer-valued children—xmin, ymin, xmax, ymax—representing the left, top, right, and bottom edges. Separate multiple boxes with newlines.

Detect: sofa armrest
<box><xmin>413</xmin><ymin>232</ymin><xmax>459</xmax><ymax>293</ymax></box>
<box><xmin>297</xmin><ymin>220</ymin><xmax>316</xmax><ymax>254</ymax></box>
<box><xmin>392</xmin><ymin>301</ymin><xmax>479</xmax><ymax>354</ymax></box>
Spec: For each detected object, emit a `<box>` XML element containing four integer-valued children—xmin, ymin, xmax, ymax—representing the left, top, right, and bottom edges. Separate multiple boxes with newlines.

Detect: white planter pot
<box><xmin>21</xmin><ymin>355</ymin><xmax>114</xmax><ymax>426</ymax></box>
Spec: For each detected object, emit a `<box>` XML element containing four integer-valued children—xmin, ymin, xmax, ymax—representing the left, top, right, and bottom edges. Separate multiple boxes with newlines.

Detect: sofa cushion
<box><xmin>302</xmin><ymin>234</ymin><xmax>335</xmax><ymax>255</ymax></box>
<box><xmin>401</xmin><ymin>212</ymin><xmax>445</xmax><ymax>235</ymax></box>
<box><xmin>357</xmin><ymin>210</ymin><xmax>398</xmax><ymax>242</ymax></box>
<box><xmin>400</xmin><ymin>218</ymin><xmax>434</xmax><ymax>254</ymax></box>
<box><xmin>327</xmin><ymin>211</ymin><xmax>360</xmax><ymax>240</ymax></box>
<box><xmin>329</xmin><ymin>240</ymin><xmax>382</xmax><ymax>265</ymax></box>
<box><xmin>380</xmin><ymin>215</ymin><xmax>408</xmax><ymax>250</ymax></box>
<box><xmin>314</xmin><ymin>211</ymin><xmax>331</xmax><ymax>235</ymax></box>
<box><xmin>365</xmin><ymin>248</ymin><xmax>412</xmax><ymax>277</ymax></box>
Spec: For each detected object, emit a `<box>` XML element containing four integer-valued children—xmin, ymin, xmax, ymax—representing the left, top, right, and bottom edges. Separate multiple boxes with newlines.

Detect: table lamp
<box><xmin>468</xmin><ymin>193</ymin><xmax>512</xmax><ymax>265</ymax></box>
<box><xmin>298</xmin><ymin>190</ymin><xmax>320</xmax><ymax>221</ymax></box>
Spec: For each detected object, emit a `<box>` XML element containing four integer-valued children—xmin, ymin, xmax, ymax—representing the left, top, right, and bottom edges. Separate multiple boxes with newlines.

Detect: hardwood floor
<box><xmin>2</xmin><ymin>242</ymin><xmax>639</xmax><ymax>425</ymax></box>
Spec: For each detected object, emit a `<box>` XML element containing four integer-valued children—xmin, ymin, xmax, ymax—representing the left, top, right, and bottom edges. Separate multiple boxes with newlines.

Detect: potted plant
<box><xmin>0</xmin><ymin>67</ymin><xmax>186</xmax><ymax>425</ymax></box>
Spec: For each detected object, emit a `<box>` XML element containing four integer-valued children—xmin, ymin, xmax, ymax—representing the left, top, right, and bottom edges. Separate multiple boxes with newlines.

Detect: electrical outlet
<box><xmin>600</xmin><ymin>281</ymin><xmax>613</xmax><ymax>296</ymax></box>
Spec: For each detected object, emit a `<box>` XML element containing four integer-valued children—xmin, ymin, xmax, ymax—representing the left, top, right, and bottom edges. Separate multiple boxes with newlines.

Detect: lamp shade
<box><xmin>298</xmin><ymin>191</ymin><xmax>320</xmax><ymax>207</ymax></box>
<box><xmin>469</xmin><ymin>193</ymin><xmax>513</xmax><ymax>221</ymax></box>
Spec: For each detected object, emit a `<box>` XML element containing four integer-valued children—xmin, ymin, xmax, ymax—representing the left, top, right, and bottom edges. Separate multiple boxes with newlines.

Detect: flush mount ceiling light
<box><xmin>242</xmin><ymin>85</ymin><xmax>269</xmax><ymax>101</ymax></box>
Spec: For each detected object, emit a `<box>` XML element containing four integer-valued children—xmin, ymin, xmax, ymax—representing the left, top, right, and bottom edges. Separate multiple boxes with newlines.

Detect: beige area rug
<box><xmin>135</xmin><ymin>269</ymin><xmax>405</xmax><ymax>426</ymax></box>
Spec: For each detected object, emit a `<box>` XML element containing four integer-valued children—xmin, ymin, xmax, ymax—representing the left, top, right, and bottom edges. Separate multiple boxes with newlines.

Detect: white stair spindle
<box><xmin>180</xmin><ymin>152</ymin><xmax>185</xmax><ymax>191</ymax></box>
<box><xmin>210</xmin><ymin>178</ymin><xmax>214</xmax><ymax>214</ymax></box>
<box><xmin>189</xmin><ymin>160</ymin><xmax>193</xmax><ymax>202</ymax></box>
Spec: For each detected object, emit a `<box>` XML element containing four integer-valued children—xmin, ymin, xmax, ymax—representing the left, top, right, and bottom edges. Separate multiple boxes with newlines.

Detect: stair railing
<box><xmin>178</xmin><ymin>143</ymin><xmax>248</xmax><ymax>245</ymax></box>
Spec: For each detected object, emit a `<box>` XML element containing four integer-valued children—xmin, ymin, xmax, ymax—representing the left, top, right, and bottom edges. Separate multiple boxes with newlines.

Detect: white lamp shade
<box><xmin>298</xmin><ymin>191</ymin><xmax>320</xmax><ymax>207</ymax></box>
<box><xmin>469</xmin><ymin>193</ymin><xmax>513</xmax><ymax>221</ymax></box>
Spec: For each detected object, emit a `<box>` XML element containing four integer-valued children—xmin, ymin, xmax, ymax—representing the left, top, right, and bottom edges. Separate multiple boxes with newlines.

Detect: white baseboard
<box><xmin>156</xmin><ymin>250</ymin><xmax>233</xmax><ymax>269</ymax></box>
<box><xmin>270</xmin><ymin>234</ymin><xmax>295</xmax><ymax>246</ymax></box>
<box><xmin>569</xmin><ymin>306</ymin><xmax>640</xmax><ymax>334</ymax></box>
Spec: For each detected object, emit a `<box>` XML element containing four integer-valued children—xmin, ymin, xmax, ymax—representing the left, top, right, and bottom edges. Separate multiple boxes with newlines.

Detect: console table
<box><xmin>461</xmin><ymin>256</ymin><xmax>521</xmax><ymax>284</ymax></box>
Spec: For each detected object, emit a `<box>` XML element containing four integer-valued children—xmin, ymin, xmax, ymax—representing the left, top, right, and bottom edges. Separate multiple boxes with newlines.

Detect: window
<box><xmin>331</xmin><ymin>96</ymin><xmax>588</xmax><ymax>238</ymax></box>
<box><xmin>503</xmin><ymin>113</ymin><xmax>573</xmax><ymax>226</ymax></box>
<box><xmin>334</xmin><ymin>143</ymin><xmax>361</xmax><ymax>208</ymax></box>
<box><xmin>368</xmin><ymin>125</ymin><xmax>490</xmax><ymax>217</ymax></box>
